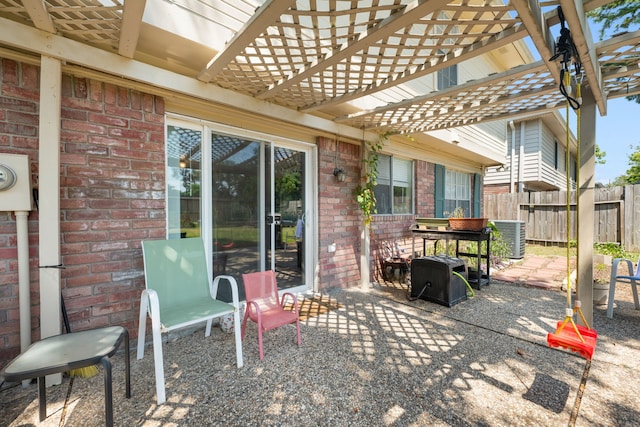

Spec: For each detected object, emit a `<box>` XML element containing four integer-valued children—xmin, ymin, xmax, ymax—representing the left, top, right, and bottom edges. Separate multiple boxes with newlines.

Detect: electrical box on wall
<box><xmin>0</xmin><ymin>153</ymin><xmax>33</xmax><ymax>212</ymax></box>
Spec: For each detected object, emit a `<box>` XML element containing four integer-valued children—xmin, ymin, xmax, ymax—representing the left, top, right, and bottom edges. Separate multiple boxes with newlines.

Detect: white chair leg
<box><xmin>150</xmin><ymin>314</ymin><xmax>166</xmax><ymax>405</ymax></box>
<box><xmin>205</xmin><ymin>318</ymin><xmax>212</xmax><ymax>337</ymax></box>
<box><xmin>137</xmin><ymin>292</ymin><xmax>149</xmax><ymax>359</ymax></box>
<box><xmin>233</xmin><ymin>307</ymin><xmax>244</xmax><ymax>368</ymax></box>
<box><xmin>144</xmin><ymin>289</ymin><xmax>166</xmax><ymax>405</ymax></box>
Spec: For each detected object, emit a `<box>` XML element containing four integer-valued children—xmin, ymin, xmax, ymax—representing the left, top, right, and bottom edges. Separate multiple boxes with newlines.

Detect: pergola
<box><xmin>1</xmin><ymin>0</ymin><xmax>638</xmax><ymax>331</ymax></box>
<box><xmin>1</xmin><ymin>1</ymin><xmax>637</xmax><ymax>131</ymax></box>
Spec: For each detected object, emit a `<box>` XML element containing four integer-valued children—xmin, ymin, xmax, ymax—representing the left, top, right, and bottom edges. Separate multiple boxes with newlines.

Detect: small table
<box><xmin>1</xmin><ymin>326</ymin><xmax>130</xmax><ymax>427</ymax></box>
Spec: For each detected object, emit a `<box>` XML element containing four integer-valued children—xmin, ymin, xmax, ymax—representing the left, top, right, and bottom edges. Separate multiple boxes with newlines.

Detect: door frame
<box><xmin>166</xmin><ymin>113</ymin><xmax>318</xmax><ymax>294</ymax></box>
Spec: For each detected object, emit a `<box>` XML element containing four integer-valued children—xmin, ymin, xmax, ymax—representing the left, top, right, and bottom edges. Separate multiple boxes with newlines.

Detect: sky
<box><xmin>594</xmin><ymin>97</ymin><xmax>640</xmax><ymax>184</ymax></box>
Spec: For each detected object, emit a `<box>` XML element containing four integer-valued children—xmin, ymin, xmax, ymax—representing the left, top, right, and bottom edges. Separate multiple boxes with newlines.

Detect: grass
<box><xmin>177</xmin><ymin>225</ymin><xmax>298</xmax><ymax>248</ymax></box>
<box><xmin>526</xmin><ymin>243</ymin><xmax>639</xmax><ymax>260</ymax></box>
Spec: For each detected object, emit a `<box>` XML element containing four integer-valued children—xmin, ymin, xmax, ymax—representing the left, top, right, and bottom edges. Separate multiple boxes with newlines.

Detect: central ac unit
<box><xmin>492</xmin><ymin>220</ymin><xmax>526</xmax><ymax>259</ymax></box>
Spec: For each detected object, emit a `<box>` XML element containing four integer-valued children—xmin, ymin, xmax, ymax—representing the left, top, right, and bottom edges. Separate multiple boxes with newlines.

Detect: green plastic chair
<box><xmin>137</xmin><ymin>238</ymin><xmax>243</xmax><ymax>404</ymax></box>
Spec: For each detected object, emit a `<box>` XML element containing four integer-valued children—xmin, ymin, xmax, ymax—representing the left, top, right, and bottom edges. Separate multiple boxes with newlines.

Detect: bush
<box><xmin>593</xmin><ymin>242</ymin><xmax>629</xmax><ymax>259</ymax></box>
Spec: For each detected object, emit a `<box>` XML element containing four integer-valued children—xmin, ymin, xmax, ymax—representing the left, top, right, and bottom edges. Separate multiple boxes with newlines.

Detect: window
<box><xmin>444</xmin><ymin>169</ymin><xmax>470</xmax><ymax>216</ymax></box>
<box><xmin>434</xmin><ymin>11</ymin><xmax>458</xmax><ymax>91</ymax></box>
<box><xmin>437</xmin><ymin>65</ymin><xmax>458</xmax><ymax>90</ymax></box>
<box><xmin>435</xmin><ymin>165</ymin><xmax>478</xmax><ymax>218</ymax></box>
<box><xmin>373</xmin><ymin>154</ymin><xmax>413</xmax><ymax>215</ymax></box>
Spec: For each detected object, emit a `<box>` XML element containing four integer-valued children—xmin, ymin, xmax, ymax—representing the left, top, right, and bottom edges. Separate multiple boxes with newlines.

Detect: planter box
<box><xmin>448</xmin><ymin>218</ymin><xmax>488</xmax><ymax>231</ymax></box>
<box><xmin>415</xmin><ymin>218</ymin><xmax>449</xmax><ymax>229</ymax></box>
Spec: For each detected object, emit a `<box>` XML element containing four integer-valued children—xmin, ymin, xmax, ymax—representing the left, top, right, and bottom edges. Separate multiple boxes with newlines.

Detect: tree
<box><xmin>588</xmin><ymin>0</ymin><xmax>640</xmax><ymax>37</ymax></box>
<box><xmin>624</xmin><ymin>145</ymin><xmax>640</xmax><ymax>184</ymax></box>
<box><xmin>588</xmin><ymin>0</ymin><xmax>640</xmax><ymax>104</ymax></box>
<box><xmin>595</xmin><ymin>144</ymin><xmax>606</xmax><ymax>165</ymax></box>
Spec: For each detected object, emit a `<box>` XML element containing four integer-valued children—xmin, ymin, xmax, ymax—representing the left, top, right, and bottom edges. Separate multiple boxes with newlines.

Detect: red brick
<box><xmin>92</xmin><ymin>220</ymin><xmax>130</xmax><ymax>230</ymax></box>
<box><xmin>89</xmin><ymin>80</ymin><xmax>103</xmax><ymax>102</ymax></box>
<box><xmin>91</xmin><ymin>301</ymin><xmax>132</xmax><ymax>317</ymax></box>
<box><xmin>64</xmin><ymin>231</ymin><xmax>110</xmax><ymax>243</ymax></box>
<box><xmin>61</xmin><ymin>265</ymin><xmax>91</xmax><ymax>278</ymax></box>
<box><xmin>61</xmin><ymin>153</ymin><xmax>89</xmax><ymax>165</ymax></box>
<box><xmin>92</xmin><ymin>260</ymin><xmax>133</xmax><ymax>274</ymax></box>
<box><xmin>109</xmin><ymin>229</ymin><xmax>148</xmax><ymax>241</ymax></box>
<box><xmin>89</xmin><ymin>241</ymin><xmax>129</xmax><ymax>252</ymax></box>
<box><xmin>60</xmin><ymin>96</ymin><xmax>103</xmax><ymax>112</ymax></box>
<box><xmin>104</xmin><ymin>84</ymin><xmax>117</xmax><ymax>105</ymax></box>
<box><xmin>74</xmin><ymin>77</ymin><xmax>88</xmax><ymax>99</ymax></box>
<box><xmin>88</xmin><ymin>112</ymin><xmax>128</xmax><ymax>127</ymax></box>
<box><xmin>63</xmin><ymin>252</ymin><xmax>109</xmax><ymax>265</ymax></box>
<box><xmin>2</xmin><ymin>58</ymin><xmax>18</xmax><ymax>84</ymax></box>
<box><xmin>60</xmin><ymin>221</ymin><xmax>90</xmax><ymax>232</ymax></box>
<box><xmin>108</xmin><ymin>289</ymin><xmax>140</xmax><ymax>303</ymax></box>
<box><xmin>105</xmin><ymin>104</ymin><xmax>143</xmax><ymax>120</ymax></box>
<box><xmin>88</xmin><ymin>135</ymin><xmax>129</xmax><ymax>148</ymax></box>
<box><xmin>65</xmin><ymin>274</ymin><xmax>112</xmax><ymax>288</ymax></box>
<box><xmin>21</xmin><ymin>63</ymin><xmax>39</xmax><ymax>90</ymax></box>
<box><xmin>61</xmin><ymin>199</ymin><xmax>88</xmax><ymax>210</ymax></box>
<box><xmin>62</xmin><ymin>120</ymin><xmax>107</xmax><ymax>135</ymax></box>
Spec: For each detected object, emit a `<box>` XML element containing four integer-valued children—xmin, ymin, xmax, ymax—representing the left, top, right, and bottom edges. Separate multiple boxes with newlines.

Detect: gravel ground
<box><xmin>1</xmin><ymin>278</ymin><xmax>638</xmax><ymax>426</ymax></box>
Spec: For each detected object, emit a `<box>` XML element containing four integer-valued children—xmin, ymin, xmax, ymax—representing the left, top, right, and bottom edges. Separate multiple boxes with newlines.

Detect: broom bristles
<box><xmin>67</xmin><ymin>365</ymin><xmax>99</xmax><ymax>378</ymax></box>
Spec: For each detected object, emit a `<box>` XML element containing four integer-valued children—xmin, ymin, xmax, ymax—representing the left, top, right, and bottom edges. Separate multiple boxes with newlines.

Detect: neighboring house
<box><xmin>484</xmin><ymin>112</ymin><xmax>578</xmax><ymax>195</ymax></box>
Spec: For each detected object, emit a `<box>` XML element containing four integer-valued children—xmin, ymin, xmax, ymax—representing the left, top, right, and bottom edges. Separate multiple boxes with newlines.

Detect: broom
<box><xmin>61</xmin><ymin>295</ymin><xmax>100</xmax><ymax>378</ymax></box>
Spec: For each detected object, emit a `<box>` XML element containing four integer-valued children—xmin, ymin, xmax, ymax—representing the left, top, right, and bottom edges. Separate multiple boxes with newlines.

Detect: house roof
<box><xmin>0</xmin><ymin>0</ymin><xmax>638</xmax><ymax>138</ymax></box>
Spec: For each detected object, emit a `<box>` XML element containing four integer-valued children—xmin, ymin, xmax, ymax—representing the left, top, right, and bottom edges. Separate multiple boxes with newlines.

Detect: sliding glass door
<box><xmin>210</xmin><ymin>134</ymin><xmax>307</xmax><ymax>291</ymax></box>
<box><xmin>167</xmin><ymin>120</ymin><xmax>313</xmax><ymax>294</ymax></box>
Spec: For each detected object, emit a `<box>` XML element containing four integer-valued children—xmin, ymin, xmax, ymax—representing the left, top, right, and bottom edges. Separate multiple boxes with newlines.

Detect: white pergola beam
<box><xmin>22</xmin><ymin>0</ymin><xmax>55</xmax><ymax>33</ymax></box>
<box><xmin>559</xmin><ymin>0</ymin><xmax>607</xmax><ymax>115</ymax></box>
<box><xmin>595</xmin><ymin>29</ymin><xmax>640</xmax><ymax>53</ymax></box>
<box><xmin>197</xmin><ymin>0</ymin><xmax>295</xmax><ymax>82</ymax></box>
<box><xmin>510</xmin><ymin>0</ymin><xmax>561</xmax><ymax>84</ymax></box>
<box><xmin>118</xmin><ymin>0</ymin><xmax>146</xmax><ymax>58</ymax></box>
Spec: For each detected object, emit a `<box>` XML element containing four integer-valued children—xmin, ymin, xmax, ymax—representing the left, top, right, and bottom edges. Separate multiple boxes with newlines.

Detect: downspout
<box><xmin>519</xmin><ymin>122</ymin><xmax>526</xmax><ymax>192</ymax></box>
<box><xmin>16</xmin><ymin>211</ymin><xmax>30</xmax><ymax>354</ymax></box>
<box><xmin>16</xmin><ymin>210</ymin><xmax>30</xmax><ymax>387</ymax></box>
<box><xmin>508</xmin><ymin>121</ymin><xmax>516</xmax><ymax>194</ymax></box>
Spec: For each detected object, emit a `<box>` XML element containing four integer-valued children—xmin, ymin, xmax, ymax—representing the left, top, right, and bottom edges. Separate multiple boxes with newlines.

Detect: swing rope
<box><xmin>555</xmin><ymin>70</ymin><xmax>588</xmax><ymax>342</ymax></box>
<box><xmin>546</xmin><ymin>6</ymin><xmax>597</xmax><ymax>359</ymax></box>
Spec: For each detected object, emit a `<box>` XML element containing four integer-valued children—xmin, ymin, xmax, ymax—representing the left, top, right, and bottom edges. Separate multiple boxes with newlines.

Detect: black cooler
<box><xmin>411</xmin><ymin>256</ymin><xmax>468</xmax><ymax>307</ymax></box>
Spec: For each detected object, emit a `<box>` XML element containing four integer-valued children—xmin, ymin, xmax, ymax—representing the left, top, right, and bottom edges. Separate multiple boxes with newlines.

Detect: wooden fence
<box><xmin>484</xmin><ymin>185</ymin><xmax>640</xmax><ymax>251</ymax></box>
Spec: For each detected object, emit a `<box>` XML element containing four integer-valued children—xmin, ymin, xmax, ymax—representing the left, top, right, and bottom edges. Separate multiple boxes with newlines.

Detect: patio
<box><xmin>1</xmin><ymin>267</ymin><xmax>638</xmax><ymax>426</ymax></box>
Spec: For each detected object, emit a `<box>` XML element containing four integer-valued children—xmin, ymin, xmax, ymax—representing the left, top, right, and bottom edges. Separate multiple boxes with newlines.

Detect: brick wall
<box><xmin>317</xmin><ymin>136</ymin><xmax>362</xmax><ymax>289</ymax></box>
<box><xmin>0</xmin><ymin>58</ymin><xmax>165</xmax><ymax>364</ymax></box>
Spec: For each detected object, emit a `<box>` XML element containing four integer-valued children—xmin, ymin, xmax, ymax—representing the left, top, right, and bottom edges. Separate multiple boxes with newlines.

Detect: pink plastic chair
<box><xmin>241</xmin><ymin>270</ymin><xmax>301</xmax><ymax>359</ymax></box>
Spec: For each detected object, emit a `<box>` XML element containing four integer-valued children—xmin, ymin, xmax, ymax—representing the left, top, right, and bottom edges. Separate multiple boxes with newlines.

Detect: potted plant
<box><xmin>446</xmin><ymin>207</ymin><xmax>488</xmax><ymax>231</ymax></box>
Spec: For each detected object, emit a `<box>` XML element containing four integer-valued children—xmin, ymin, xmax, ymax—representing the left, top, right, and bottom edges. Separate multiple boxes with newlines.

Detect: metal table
<box><xmin>1</xmin><ymin>326</ymin><xmax>130</xmax><ymax>427</ymax></box>
<box><xmin>411</xmin><ymin>225</ymin><xmax>492</xmax><ymax>289</ymax></box>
